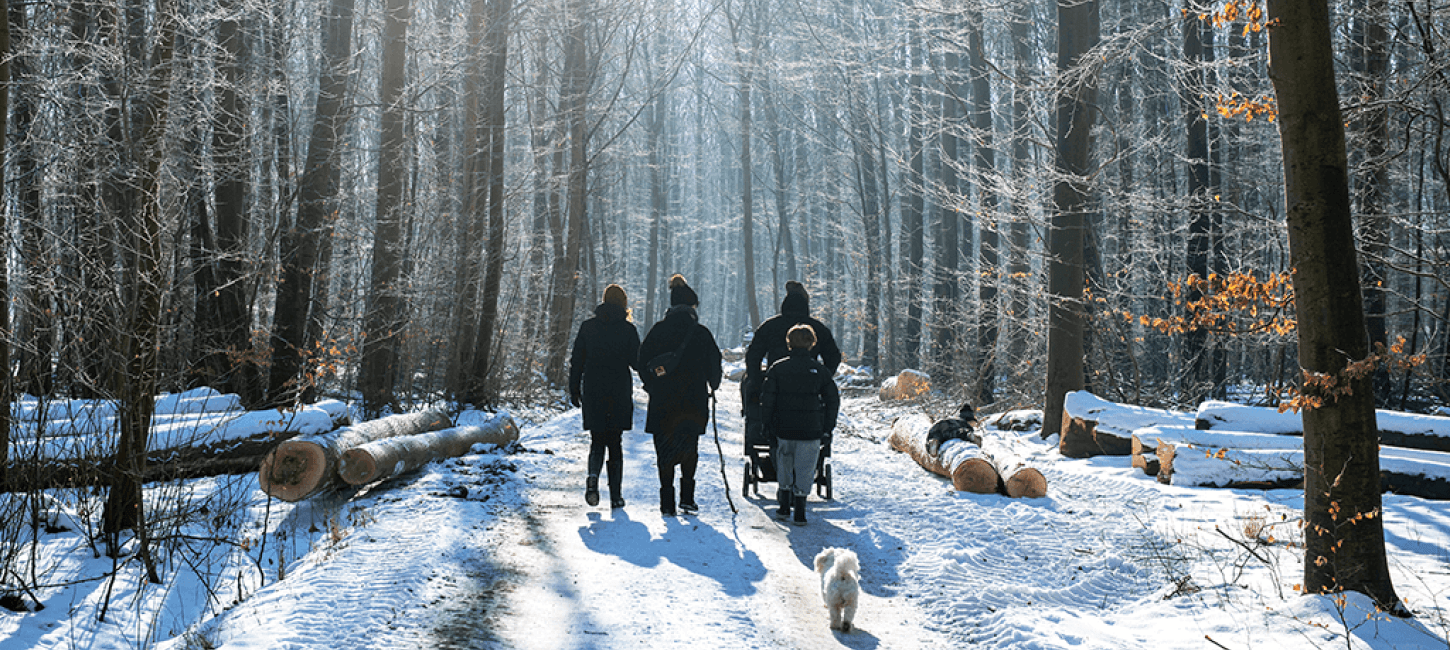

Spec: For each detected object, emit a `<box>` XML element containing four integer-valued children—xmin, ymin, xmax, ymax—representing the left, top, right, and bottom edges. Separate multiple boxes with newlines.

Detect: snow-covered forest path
<box><xmin>433</xmin><ymin>382</ymin><xmax>947</xmax><ymax>649</ymax></box>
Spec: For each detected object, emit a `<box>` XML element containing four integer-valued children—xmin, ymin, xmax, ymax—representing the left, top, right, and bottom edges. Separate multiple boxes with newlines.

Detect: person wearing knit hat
<box><xmin>569</xmin><ymin>283</ymin><xmax>641</xmax><ymax>508</ymax></box>
<box><xmin>638</xmin><ymin>273</ymin><xmax>722</xmax><ymax>516</ymax></box>
<box><xmin>741</xmin><ymin>281</ymin><xmax>842</xmax><ymax>465</ymax></box>
<box><xmin>668</xmin><ymin>273</ymin><xmax>699</xmax><ymax>307</ymax></box>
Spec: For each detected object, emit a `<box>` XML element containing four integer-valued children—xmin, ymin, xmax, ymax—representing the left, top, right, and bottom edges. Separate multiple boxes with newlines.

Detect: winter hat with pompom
<box><xmin>669</xmin><ymin>274</ymin><xmax>699</xmax><ymax>307</ymax></box>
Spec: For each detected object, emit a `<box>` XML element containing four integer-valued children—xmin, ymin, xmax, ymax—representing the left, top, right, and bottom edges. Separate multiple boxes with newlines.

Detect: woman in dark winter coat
<box><xmin>569</xmin><ymin>284</ymin><xmax>642</xmax><ymax>508</ymax></box>
<box><xmin>760</xmin><ymin>324</ymin><xmax>839</xmax><ymax>526</ymax></box>
<box><xmin>637</xmin><ymin>274</ymin><xmax>722</xmax><ymax>516</ymax></box>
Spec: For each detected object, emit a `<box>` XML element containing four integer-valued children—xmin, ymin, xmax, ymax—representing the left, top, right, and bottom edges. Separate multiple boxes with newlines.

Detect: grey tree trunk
<box><xmin>268</xmin><ymin>0</ymin><xmax>354</xmax><ymax>407</ymax></box>
<box><xmin>361</xmin><ymin>0</ymin><xmax>412</xmax><ymax>417</ymax></box>
<box><xmin>968</xmin><ymin>17</ymin><xmax>998</xmax><ymax>406</ymax></box>
<box><xmin>1045</xmin><ymin>0</ymin><xmax>1099</xmax><ymax>447</ymax></box>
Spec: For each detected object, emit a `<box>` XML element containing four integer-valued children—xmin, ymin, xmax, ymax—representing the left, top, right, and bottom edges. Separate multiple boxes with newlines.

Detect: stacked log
<box><xmin>339</xmin><ymin>414</ymin><xmax>519</xmax><ymax>485</ymax></box>
<box><xmin>879</xmin><ymin>370</ymin><xmax>931</xmax><ymax>401</ymax></box>
<box><xmin>259</xmin><ymin>408</ymin><xmax>452</xmax><ymax>502</ymax></box>
<box><xmin>888</xmin><ymin>414</ymin><xmax>1047</xmax><ymax>497</ymax></box>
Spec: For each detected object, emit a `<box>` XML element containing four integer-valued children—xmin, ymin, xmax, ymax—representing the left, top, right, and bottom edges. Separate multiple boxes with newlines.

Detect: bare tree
<box><xmin>360</xmin><ymin>0</ymin><xmax>414</xmax><ymax>416</ymax></box>
<box><xmin>1045</xmin><ymin>0</ymin><xmax>1100</xmax><ymax>446</ymax></box>
<box><xmin>1267</xmin><ymin>0</ymin><xmax>1404</xmax><ymax>613</ymax></box>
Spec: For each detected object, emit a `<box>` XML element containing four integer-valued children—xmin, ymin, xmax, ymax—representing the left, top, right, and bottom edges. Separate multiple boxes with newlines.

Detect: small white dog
<box><xmin>813</xmin><ymin>547</ymin><xmax>861</xmax><ymax>632</ymax></box>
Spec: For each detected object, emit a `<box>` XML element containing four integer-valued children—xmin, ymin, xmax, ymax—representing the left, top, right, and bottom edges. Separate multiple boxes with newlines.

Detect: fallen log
<box><xmin>889</xmin><ymin>414</ymin><xmax>999</xmax><ymax>493</ymax></box>
<box><xmin>1195</xmin><ymin>399</ymin><xmax>1450</xmax><ymax>453</ymax></box>
<box><xmin>259</xmin><ymin>408</ymin><xmax>452</xmax><ymax>502</ymax></box>
<box><xmin>338</xmin><ymin>414</ymin><xmax>519</xmax><ymax>485</ymax></box>
<box><xmin>3</xmin><ymin>405</ymin><xmax>341</xmax><ymax>493</ymax></box>
<box><xmin>976</xmin><ymin>433</ymin><xmax>1048</xmax><ymax>498</ymax></box>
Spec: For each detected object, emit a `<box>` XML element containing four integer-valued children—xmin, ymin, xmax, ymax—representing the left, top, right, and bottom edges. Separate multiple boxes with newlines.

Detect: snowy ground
<box><xmin>4</xmin><ymin>378</ymin><xmax>1450</xmax><ymax>649</ymax></box>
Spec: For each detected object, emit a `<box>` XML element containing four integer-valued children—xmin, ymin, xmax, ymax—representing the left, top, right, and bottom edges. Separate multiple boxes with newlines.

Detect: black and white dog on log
<box><xmin>925</xmin><ymin>402</ymin><xmax>981</xmax><ymax>456</ymax></box>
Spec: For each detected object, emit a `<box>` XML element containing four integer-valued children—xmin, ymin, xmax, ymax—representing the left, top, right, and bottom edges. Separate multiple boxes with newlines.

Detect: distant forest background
<box><xmin>0</xmin><ymin>0</ymin><xmax>1446</xmax><ymax>420</ymax></box>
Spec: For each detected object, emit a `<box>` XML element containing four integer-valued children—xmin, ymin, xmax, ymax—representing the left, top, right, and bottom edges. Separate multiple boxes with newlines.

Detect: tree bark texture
<box><xmin>889</xmin><ymin>414</ymin><xmax>1000</xmax><ymax>494</ymax></box>
<box><xmin>1045</xmin><ymin>0</ymin><xmax>1099</xmax><ymax>445</ymax></box>
<box><xmin>339</xmin><ymin>414</ymin><xmax>518</xmax><ymax>485</ymax></box>
<box><xmin>268</xmin><ymin>0</ymin><xmax>354</xmax><ymax>408</ymax></box>
<box><xmin>361</xmin><ymin>0</ymin><xmax>412</xmax><ymax>417</ymax></box>
<box><xmin>1266</xmin><ymin>0</ymin><xmax>1402</xmax><ymax>612</ymax></box>
<box><xmin>260</xmin><ymin>408</ymin><xmax>451</xmax><ymax>501</ymax></box>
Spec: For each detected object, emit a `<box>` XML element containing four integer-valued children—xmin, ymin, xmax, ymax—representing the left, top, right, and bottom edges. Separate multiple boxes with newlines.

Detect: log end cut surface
<box><xmin>259</xmin><ymin>441</ymin><xmax>328</xmax><ymax>502</ymax></box>
<box><xmin>1003</xmin><ymin>468</ymin><xmax>1048</xmax><ymax>498</ymax></box>
<box><xmin>951</xmin><ymin>458</ymin><xmax>1001</xmax><ymax>494</ymax></box>
<box><xmin>338</xmin><ymin>448</ymin><xmax>381</xmax><ymax>486</ymax></box>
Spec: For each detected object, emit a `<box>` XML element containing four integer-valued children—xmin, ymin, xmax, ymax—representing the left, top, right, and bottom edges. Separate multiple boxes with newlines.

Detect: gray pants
<box><xmin>774</xmin><ymin>438</ymin><xmax>821</xmax><ymax>498</ymax></box>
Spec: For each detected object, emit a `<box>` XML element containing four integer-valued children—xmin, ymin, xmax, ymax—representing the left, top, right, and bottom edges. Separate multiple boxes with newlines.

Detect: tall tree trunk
<box><xmin>361</xmin><ymin>0</ymin><xmax>412</xmax><ymax>417</ymax></box>
<box><xmin>1267</xmin><ymin>0</ymin><xmax>1402</xmax><ymax>612</ymax></box>
<box><xmin>0</xmin><ymin>0</ymin><xmax>11</xmax><ymax>485</ymax></box>
<box><xmin>1351</xmin><ymin>0</ymin><xmax>1391</xmax><ymax>403</ymax></box>
<box><xmin>268</xmin><ymin>0</ymin><xmax>354</xmax><ymax>407</ymax></box>
<box><xmin>852</xmin><ymin>102</ymin><xmax>883</xmax><ymax>369</ymax></box>
<box><xmin>903</xmin><ymin>17</ymin><xmax>925</xmax><ymax>371</ymax></box>
<box><xmin>934</xmin><ymin>45</ymin><xmax>962</xmax><ymax>377</ymax></box>
<box><xmin>102</xmin><ymin>0</ymin><xmax>177</xmax><ymax>589</ymax></box>
<box><xmin>1045</xmin><ymin>0</ymin><xmax>1099</xmax><ymax>445</ymax></box>
<box><xmin>447</xmin><ymin>0</ymin><xmax>491</xmax><ymax>401</ymax></box>
<box><xmin>645</xmin><ymin>49</ymin><xmax>668</xmax><ymax>329</ymax></box>
<box><xmin>764</xmin><ymin>79</ymin><xmax>797</xmax><ymax>286</ymax></box>
<box><xmin>1270</xmin><ymin>0</ymin><xmax>1403</xmax><ymax>615</ymax></box>
<box><xmin>968</xmin><ymin>17</ymin><xmax>998</xmax><ymax>406</ymax></box>
<box><xmin>544</xmin><ymin>0</ymin><xmax>590</xmax><ymax>386</ymax></box>
<box><xmin>195</xmin><ymin>0</ymin><xmax>259</xmax><ymax>405</ymax></box>
<box><xmin>1183</xmin><ymin>8</ymin><xmax>1211</xmax><ymax>404</ymax></box>
<box><xmin>10</xmin><ymin>4</ymin><xmax>52</xmax><ymax>398</ymax></box>
<box><xmin>1007</xmin><ymin>12</ymin><xmax>1033</xmax><ymax>386</ymax></box>
<box><xmin>468</xmin><ymin>0</ymin><xmax>511</xmax><ymax>404</ymax></box>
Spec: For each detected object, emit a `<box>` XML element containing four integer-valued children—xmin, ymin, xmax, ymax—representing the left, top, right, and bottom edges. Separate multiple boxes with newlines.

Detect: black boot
<box><xmin>607</xmin><ymin>457</ymin><xmax>624</xmax><ymax>508</ymax></box>
<box><xmin>659</xmin><ymin>486</ymin><xmax>676</xmax><ymax>516</ymax></box>
<box><xmin>679</xmin><ymin>478</ymin><xmax>697</xmax><ymax>514</ymax></box>
<box><xmin>793</xmin><ymin>495</ymin><xmax>807</xmax><ymax>526</ymax></box>
<box><xmin>776</xmin><ymin>489</ymin><xmax>792</xmax><ymax>520</ymax></box>
<box><xmin>585</xmin><ymin>475</ymin><xmax>600</xmax><ymax>506</ymax></box>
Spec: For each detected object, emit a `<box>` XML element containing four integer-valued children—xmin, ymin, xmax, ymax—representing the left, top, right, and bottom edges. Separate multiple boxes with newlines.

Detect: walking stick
<box><xmin>711</xmin><ymin>391</ymin><xmax>738</xmax><ymax>514</ymax></box>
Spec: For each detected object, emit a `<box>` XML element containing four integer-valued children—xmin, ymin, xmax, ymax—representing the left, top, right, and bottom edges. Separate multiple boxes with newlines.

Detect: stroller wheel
<box><xmin>817</xmin><ymin>463</ymin><xmax>833</xmax><ymax>500</ymax></box>
<box><xmin>743</xmin><ymin>459</ymin><xmax>755</xmax><ymax>497</ymax></box>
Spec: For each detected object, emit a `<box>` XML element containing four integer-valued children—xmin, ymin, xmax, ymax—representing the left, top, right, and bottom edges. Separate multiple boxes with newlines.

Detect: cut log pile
<box><xmin>888</xmin><ymin>414</ymin><xmax>1047</xmax><ymax>497</ymax></box>
<box><xmin>259</xmin><ymin>408</ymin><xmax>519</xmax><ymax>501</ymax></box>
<box><xmin>1065</xmin><ymin>390</ymin><xmax>1450</xmax><ymax>500</ymax></box>
<box><xmin>338</xmin><ymin>414</ymin><xmax>520</xmax><ymax>485</ymax></box>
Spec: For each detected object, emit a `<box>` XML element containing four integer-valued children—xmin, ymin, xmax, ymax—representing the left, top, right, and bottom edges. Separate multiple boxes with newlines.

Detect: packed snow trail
<box><xmin>440</xmin><ymin>382</ymin><xmax>948</xmax><ymax>649</ymax></box>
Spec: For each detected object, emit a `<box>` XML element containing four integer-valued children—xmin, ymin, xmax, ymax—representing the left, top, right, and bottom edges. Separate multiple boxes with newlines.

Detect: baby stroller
<box><xmin>741</xmin><ymin>379</ymin><xmax>833</xmax><ymax>500</ymax></box>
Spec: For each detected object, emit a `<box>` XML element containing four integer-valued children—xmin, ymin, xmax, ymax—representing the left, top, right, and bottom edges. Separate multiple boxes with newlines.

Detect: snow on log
<box><xmin>1195</xmin><ymin>400</ymin><xmax>1450</xmax><ymax>453</ymax></box>
<box><xmin>976</xmin><ymin>432</ymin><xmax>1048</xmax><ymax>498</ymax></box>
<box><xmin>3</xmin><ymin>403</ymin><xmax>341</xmax><ymax>493</ymax></box>
<box><xmin>879</xmin><ymin>369</ymin><xmax>931</xmax><ymax>401</ymax></box>
<box><xmin>1061</xmin><ymin>392</ymin><xmax>1188</xmax><ymax>457</ymax></box>
<box><xmin>1158</xmin><ymin>443</ymin><xmax>1303</xmax><ymax>488</ymax></box>
<box><xmin>889</xmin><ymin>414</ymin><xmax>1000</xmax><ymax>494</ymax></box>
<box><xmin>259</xmin><ymin>408</ymin><xmax>452</xmax><ymax>502</ymax></box>
<box><xmin>338</xmin><ymin>414</ymin><xmax>519</xmax><ymax>485</ymax></box>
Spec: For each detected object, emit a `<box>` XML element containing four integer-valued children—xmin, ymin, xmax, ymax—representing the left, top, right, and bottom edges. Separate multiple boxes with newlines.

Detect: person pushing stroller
<box><xmin>760</xmin><ymin>324</ymin><xmax>839</xmax><ymax>526</ymax></box>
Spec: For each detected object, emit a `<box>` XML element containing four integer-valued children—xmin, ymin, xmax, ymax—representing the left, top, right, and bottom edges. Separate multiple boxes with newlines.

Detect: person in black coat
<box><xmin>569</xmin><ymin>284</ymin><xmax>642</xmax><ymax>508</ymax></box>
<box><xmin>925</xmin><ymin>402</ymin><xmax>979</xmax><ymax>457</ymax></box>
<box><xmin>760</xmin><ymin>323</ymin><xmax>840</xmax><ymax>526</ymax></box>
<box><xmin>637</xmin><ymin>274</ymin><xmax>723</xmax><ymax>516</ymax></box>
<box><xmin>742</xmin><ymin>281</ymin><xmax>841</xmax><ymax>452</ymax></box>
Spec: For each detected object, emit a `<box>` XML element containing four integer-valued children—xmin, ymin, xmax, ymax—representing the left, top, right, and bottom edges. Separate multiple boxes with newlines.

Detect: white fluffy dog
<box><xmin>813</xmin><ymin>547</ymin><xmax>861</xmax><ymax>632</ymax></box>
